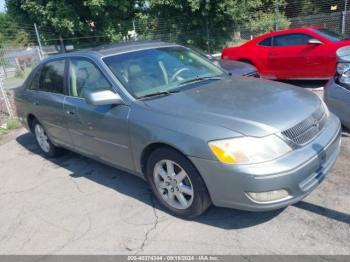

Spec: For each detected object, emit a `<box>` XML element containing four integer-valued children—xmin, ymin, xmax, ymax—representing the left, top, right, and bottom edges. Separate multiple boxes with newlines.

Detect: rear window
<box><xmin>259</xmin><ymin>37</ymin><xmax>272</xmax><ymax>46</ymax></box>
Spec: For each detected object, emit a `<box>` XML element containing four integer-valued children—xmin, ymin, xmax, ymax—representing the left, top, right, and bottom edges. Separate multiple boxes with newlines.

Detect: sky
<box><xmin>0</xmin><ymin>0</ymin><xmax>5</xmax><ymax>13</ymax></box>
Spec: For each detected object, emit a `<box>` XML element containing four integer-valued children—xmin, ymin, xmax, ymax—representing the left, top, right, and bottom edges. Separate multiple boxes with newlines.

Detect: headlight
<box><xmin>337</xmin><ymin>62</ymin><xmax>350</xmax><ymax>85</ymax></box>
<box><xmin>208</xmin><ymin>135</ymin><xmax>292</xmax><ymax>165</ymax></box>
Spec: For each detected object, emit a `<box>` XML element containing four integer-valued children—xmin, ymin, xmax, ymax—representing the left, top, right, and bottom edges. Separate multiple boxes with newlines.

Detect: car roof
<box><xmin>270</xmin><ymin>27</ymin><xmax>320</xmax><ymax>35</ymax></box>
<box><xmin>247</xmin><ymin>27</ymin><xmax>322</xmax><ymax>44</ymax></box>
<box><xmin>42</xmin><ymin>40</ymin><xmax>179</xmax><ymax>62</ymax></box>
<box><xmin>260</xmin><ymin>27</ymin><xmax>322</xmax><ymax>38</ymax></box>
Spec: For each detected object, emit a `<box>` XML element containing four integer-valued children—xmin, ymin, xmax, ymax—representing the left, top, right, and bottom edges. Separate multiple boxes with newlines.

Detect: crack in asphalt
<box><xmin>134</xmin><ymin>191</ymin><xmax>159</xmax><ymax>254</ymax></box>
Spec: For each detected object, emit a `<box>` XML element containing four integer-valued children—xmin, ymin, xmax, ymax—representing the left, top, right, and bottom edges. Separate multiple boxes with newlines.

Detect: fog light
<box><xmin>247</xmin><ymin>189</ymin><xmax>290</xmax><ymax>203</ymax></box>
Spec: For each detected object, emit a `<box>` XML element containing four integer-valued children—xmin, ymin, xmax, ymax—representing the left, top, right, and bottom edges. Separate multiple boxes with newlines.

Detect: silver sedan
<box><xmin>15</xmin><ymin>41</ymin><xmax>341</xmax><ymax>218</ymax></box>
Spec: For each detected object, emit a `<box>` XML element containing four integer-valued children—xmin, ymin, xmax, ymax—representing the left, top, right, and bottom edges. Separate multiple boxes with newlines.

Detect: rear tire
<box><xmin>146</xmin><ymin>147</ymin><xmax>211</xmax><ymax>219</ymax></box>
<box><xmin>32</xmin><ymin>119</ymin><xmax>63</xmax><ymax>158</ymax></box>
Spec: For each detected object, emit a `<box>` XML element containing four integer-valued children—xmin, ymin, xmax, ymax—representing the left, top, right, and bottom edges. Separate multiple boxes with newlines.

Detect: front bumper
<box><xmin>190</xmin><ymin>113</ymin><xmax>341</xmax><ymax>211</ymax></box>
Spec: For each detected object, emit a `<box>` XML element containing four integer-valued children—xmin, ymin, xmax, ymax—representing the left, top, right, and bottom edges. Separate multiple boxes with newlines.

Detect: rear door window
<box><xmin>259</xmin><ymin>37</ymin><xmax>272</xmax><ymax>46</ymax></box>
<box><xmin>38</xmin><ymin>59</ymin><xmax>65</xmax><ymax>94</ymax></box>
<box><xmin>273</xmin><ymin>33</ymin><xmax>314</xmax><ymax>47</ymax></box>
<box><xmin>28</xmin><ymin>68</ymin><xmax>41</xmax><ymax>90</ymax></box>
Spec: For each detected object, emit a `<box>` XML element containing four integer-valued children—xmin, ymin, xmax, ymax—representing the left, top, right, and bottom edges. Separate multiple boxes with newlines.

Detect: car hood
<box><xmin>217</xmin><ymin>60</ymin><xmax>257</xmax><ymax>76</ymax></box>
<box><xmin>143</xmin><ymin>77</ymin><xmax>321</xmax><ymax>137</ymax></box>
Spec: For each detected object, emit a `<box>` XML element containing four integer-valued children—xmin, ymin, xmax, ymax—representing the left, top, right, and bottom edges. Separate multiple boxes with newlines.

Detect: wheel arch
<box><xmin>140</xmin><ymin>142</ymin><xmax>189</xmax><ymax>176</ymax></box>
<box><xmin>27</xmin><ymin>113</ymin><xmax>37</xmax><ymax>133</ymax></box>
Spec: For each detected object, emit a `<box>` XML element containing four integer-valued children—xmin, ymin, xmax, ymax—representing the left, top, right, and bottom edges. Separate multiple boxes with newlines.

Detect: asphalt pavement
<box><xmin>0</xmin><ymin>81</ymin><xmax>349</xmax><ymax>255</ymax></box>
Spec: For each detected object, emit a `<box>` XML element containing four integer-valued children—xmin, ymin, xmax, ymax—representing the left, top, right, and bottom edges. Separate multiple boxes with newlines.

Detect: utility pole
<box><xmin>275</xmin><ymin>2</ymin><xmax>280</xmax><ymax>31</ymax></box>
<box><xmin>0</xmin><ymin>71</ymin><xmax>13</xmax><ymax>118</ymax></box>
<box><xmin>59</xmin><ymin>35</ymin><xmax>65</xmax><ymax>53</ymax></box>
<box><xmin>206</xmin><ymin>20</ymin><xmax>211</xmax><ymax>55</ymax></box>
<box><xmin>34</xmin><ymin>23</ymin><xmax>44</xmax><ymax>59</ymax></box>
<box><xmin>342</xmin><ymin>0</ymin><xmax>349</xmax><ymax>35</ymax></box>
<box><xmin>132</xmin><ymin>19</ymin><xmax>137</xmax><ymax>40</ymax></box>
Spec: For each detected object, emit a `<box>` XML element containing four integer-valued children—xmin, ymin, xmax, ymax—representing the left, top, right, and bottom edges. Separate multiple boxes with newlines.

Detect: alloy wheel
<box><xmin>34</xmin><ymin>124</ymin><xmax>50</xmax><ymax>153</ymax></box>
<box><xmin>153</xmin><ymin>160</ymin><xmax>194</xmax><ymax>209</ymax></box>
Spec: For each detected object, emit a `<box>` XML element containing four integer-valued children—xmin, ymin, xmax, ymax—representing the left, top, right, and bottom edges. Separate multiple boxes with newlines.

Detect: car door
<box><xmin>302</xmin><ymin>39</ymin><xmax>334</xmax><ymax>78</ymax></box>
<box><xmin>255</xmin><ymin>36</ymin><xmax>275</xmax><ymax>78</ymax></box>
<box><xmin>268</xmin><ymin>33</ymin><xmax>314</xmax><ymax>79</ymax></box>
<box><xmin>25</xmin><ymin>58</ymin><xmax>72</xmax><ymax>147</ymax></box>
<box><xmin>63</xmin><ymin>57</ymin><xmax>133</xmax><ymax>170</ymax></box>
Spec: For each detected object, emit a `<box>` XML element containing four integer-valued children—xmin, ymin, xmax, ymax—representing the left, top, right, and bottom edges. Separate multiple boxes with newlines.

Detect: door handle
<box><xmin>66</xmin><ymin>110</ymin><xmax>75</xmax><ymax>115</ymax></box>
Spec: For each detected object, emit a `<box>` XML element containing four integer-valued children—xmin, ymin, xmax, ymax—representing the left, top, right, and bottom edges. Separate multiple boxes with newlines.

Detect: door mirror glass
<box><xmin>85</xmin><ymin>90</ymin><xmax>124</xmax><ymax>106</ymax></box>
<box><xmin>308</xmin><ymin>38</ymin><xmax>323</xmax><ymax>45</ymax></box>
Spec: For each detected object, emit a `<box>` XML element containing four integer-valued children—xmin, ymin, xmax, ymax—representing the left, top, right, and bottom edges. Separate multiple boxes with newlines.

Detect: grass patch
<box><xmin>0</xmin><ymin>117</ymin><xmax>22</xmax><ymax>136</ymax></box>
<box><xmin>0</xmin><ymin>128</ymin><xmax>8</xmax><ymax>135</ymax></box>
<box><xmin>6</xmin><ymin>117</ymin><xmax>22</xmax><ymax>130</ymax></box>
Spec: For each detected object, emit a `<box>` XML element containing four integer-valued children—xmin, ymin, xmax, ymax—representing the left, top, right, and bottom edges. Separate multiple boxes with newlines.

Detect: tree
<box><xmin>0</xmin><ymin>13</ymin><xmax>31</xmax><ymax>48</ymax></box>
<box><xmin>248</xmin><ymin>12</ymin><xmax>290</xmax><ymax>35</ymax></box>
<box><xmin>145</xmin><ymin>0</ymin><xmax>289</xmax><ymax>51</ymax></box>
<box><xmin>4</xmin><ymin>0</ymin><xmax>291</xmax><ymax>51</ymax></box>
<box><xmin>5</xmin><ymin>0</ymin><xmax>146</xmax><ymax>48</ymax></box>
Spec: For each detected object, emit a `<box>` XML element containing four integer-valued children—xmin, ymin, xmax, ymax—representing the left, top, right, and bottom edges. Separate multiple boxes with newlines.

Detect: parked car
<box><xmin>324</xmin><ymin>46</ymin><xmax>350</xmax><ymax>129</ymax></box>
<box><xmin>15</xmin><ymin>41</ymin><xmax>341</xmax><ymax>218</ymax></box>
<box><xmin>221</xmin><ymin>27</ymin><xmax>350</xmax><ymax>80</ymax></box>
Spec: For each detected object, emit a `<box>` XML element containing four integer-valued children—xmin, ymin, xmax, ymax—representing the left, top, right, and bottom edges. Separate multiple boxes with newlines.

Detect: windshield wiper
<box><xmin>138</xmin><ymin>90</ymin><xmax>179</xmax><ymax>99</ymax></box>
<box><xmin>177</xmin><ymin>76</ymin><xmax>224</xmax><ymax>87</ymax></box>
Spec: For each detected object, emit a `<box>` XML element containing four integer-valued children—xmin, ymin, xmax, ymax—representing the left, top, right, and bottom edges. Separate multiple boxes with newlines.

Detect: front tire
<box><xmin>146</xmin><ymin>148</ymin><xmax>211</xmax><ymax>219</ymax></box>
<box><xmin>32</xmin><ymin>119</ymin><xmax>62</xmax><ymax>158</ymax></box>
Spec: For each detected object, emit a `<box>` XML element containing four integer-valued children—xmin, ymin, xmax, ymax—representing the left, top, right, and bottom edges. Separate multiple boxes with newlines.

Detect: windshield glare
<box><xmin>313</xmin><ymin>28</ymin><xmax>346</xmax><ymax>42</ymax></box>
<box><xmin>103</xmin><ymin>46</ymin><xmax>225</xmax><ymax>98</ymax></box>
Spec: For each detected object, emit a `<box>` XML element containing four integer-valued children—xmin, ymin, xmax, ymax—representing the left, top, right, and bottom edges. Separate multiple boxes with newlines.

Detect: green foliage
<box><xmin>2</xmin><ymin>0</ymin><xmax>298</xmax><ymax>52</ymax></box>
<box><xmin>299</xmin><ymin>0</ymin><xmax>320</xmax><ymax>15</ymax></box>
<box><xmin>0</xmin><ymin>128</ymin><xmax>8</xmax><ymax>135</ymax></box>
<box><xmin>0</xmin><ymin>13</ymin><xmax>31</xmax><ymax>48</ymax></box>
<box><xmin>5</xmin><ymin>0</ymin><xmax>145</xmax><ymax>47</ymax></box>
<box><xmin>0</xmin><ymin>117</ymin><xmax>22</xmax><ymax>136</ymax></box>
<box><xmin>146</xmin><ymin>0</ymin><xmax>290</xmax><ymax>52</ymax></box>
<box><xmin>5</xmin><ymin>117</ymin><xmax>21</xmax><ymax>130</ymax></box>
<box><xmin>248</xmin><ymin>11</ymin><xmax>290</xmax><ymax>35</ymax></box>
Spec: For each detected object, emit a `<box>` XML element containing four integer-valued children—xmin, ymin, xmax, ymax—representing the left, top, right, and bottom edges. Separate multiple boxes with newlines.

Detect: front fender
<box><xmin>128</xmin><ymin>106</ymin><xmax>241</xmax><ymax>174</ymax></box>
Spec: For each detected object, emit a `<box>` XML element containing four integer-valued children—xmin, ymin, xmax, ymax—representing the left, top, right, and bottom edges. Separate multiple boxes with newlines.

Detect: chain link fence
<box><xmin>290</xmin><ymin>10</ymin><xmax>350</xmax><ymax>35</ymax></box>
<box><xmin>0</xmin><ymin>47</ymin><xmax>41</xmax><ymax>126</ymax></box>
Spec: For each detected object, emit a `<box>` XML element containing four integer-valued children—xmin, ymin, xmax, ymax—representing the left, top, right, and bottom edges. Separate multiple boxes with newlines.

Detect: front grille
<box><xmin>281</xmin><ymin>105</ymin><xmax>327</xmax><ymax>145</ymax></box>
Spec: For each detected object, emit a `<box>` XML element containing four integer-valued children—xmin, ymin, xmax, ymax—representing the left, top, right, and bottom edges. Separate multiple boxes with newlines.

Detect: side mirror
<box><xmin>308</xmin><ymin>38</ymin><xmax>323</xmax><ymax>45</ymax></box>
<box><xmin>85</xmin><ymin>90</ymin><xmax>124</xmax><ymax>106</ymax></box>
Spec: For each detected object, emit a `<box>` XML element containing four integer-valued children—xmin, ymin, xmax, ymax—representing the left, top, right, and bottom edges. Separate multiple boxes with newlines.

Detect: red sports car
<box><xmin>221</xmin><ymin>27</ymin><xmax>350</xmax><ymax>80</ymax></box>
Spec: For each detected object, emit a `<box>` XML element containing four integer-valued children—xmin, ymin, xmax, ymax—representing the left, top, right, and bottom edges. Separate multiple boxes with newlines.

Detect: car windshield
<box><xmin>103</xmin><ymin>46</ymin><xmax>225</xmax><ymax>98</ymax></box>
<box><xmin>313</xmin><ymin>28</ymin><xmax>348</xmax><ymax>42</ymax></box>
